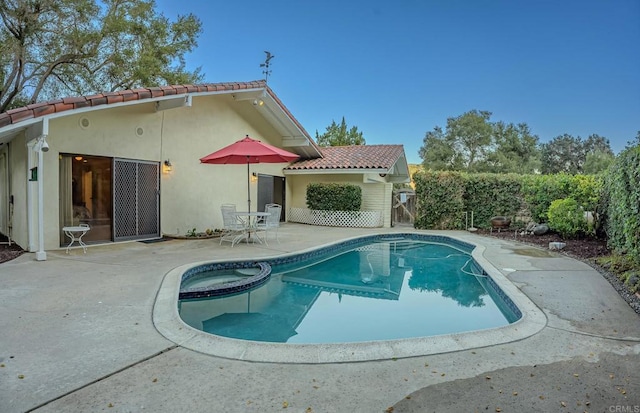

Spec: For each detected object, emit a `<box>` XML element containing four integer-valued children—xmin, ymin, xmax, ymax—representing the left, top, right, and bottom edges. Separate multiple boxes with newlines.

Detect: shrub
<box><xmin>547</xmin><ymin>197</ymin><xmax>588</xmax><ymax>238</ymax></box>
<box><xmin>463</xmin><ymin>173</ymin><xmax>523</xmax><ymax>229</ymax></box>
<box><xmin>604</xmin><ymin>143</ymin><xmax>640</xmax><ymax>264</ymax></box>
<box><xmin>306</xmin><ymin>183</ymin><xmax>361</xmax><ymax>211</ymax></box>
<box><xmin>414</xmin><ymin>171</ymin><xmax>465</xmax><ymax>229</ymax></box>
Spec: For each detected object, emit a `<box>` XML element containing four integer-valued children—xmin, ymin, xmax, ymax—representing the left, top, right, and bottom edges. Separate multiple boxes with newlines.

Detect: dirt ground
<box><xmin>0</xmin><ymin>235</ymin><xmax>24</xmax><ymax>264</ymax></box>
<box><xmin>477</xmin><ymin>228</ymin><xmax>610</xmax><ymax>261</ymax></box>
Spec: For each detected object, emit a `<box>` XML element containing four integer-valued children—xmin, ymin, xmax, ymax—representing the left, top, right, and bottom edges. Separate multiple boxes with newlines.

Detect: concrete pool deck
<box><xmin>1</xmin><ymin>224</ymin><xmax>639</xmax><ymax>412</ymax></box>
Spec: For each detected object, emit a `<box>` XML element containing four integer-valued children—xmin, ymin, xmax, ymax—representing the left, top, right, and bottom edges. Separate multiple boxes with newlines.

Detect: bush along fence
<box><xmin>289</xmin><ymin>182</ymin><xmax>382</xmax><ymax>228</ymax></box>
<box><xmin>413</xmin><ymin>170</ymin><xmax>603</xmax><ymax>236</ymax></box>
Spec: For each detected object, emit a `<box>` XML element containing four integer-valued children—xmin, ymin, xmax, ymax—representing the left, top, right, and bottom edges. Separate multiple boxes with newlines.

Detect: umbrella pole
<box><xmin>247</xmin><ymin>161</ymin><xmax>251</xmax><ymax>212</ymax></box>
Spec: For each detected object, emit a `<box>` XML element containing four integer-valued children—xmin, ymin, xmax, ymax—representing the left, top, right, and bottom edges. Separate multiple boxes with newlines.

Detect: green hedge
<box><xmin>414</xmin><ymin>171</ymin><xmax>465</xmax><ymax>229</ymax></box>
<box><xmin>306</xmin><ymin>183</ymin><xmax>362</xmax><ymax>211</ymax></box>
<box><xmin>463</xmin><ymin>173</ymin><xmax>523</xmax><ymax>230</ymax></box>
<box><xmin>520</xmin><ymin>174</ymin><xmax>602</xmax><ymax>222</ymax></box>
<box><xmin>603</xmin><ymin>144</ymin><xmax>640</xmax><ymax>264</ymax></box>
<box><xmin>414</xmin><ymin>171</ymin><xmax>602</xmax><ymax>232</ymax></box>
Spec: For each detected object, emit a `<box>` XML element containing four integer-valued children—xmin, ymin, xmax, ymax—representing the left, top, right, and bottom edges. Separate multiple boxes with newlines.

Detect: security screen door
<box><xmin>113</xmin><ymin>159</ymin><xmax>160</xmax><ymax>241</ymax></box>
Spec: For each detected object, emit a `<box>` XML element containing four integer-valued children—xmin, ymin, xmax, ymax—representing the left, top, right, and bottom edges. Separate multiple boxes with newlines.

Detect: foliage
<box><xmin>583</xmin><ymin>150</ymin><xmax>615</xmax><ymax>174</ymax></box>
<box><xmin>418</xmin><ymin>110</ymin><xmax>540</xmax><ymax>174</ymax></box>
<box><xmin>596</xmin><ymin>255</ymin><xmax>640</xmax><ymax>293</ymax></box>
<box><xmin>315</xmin><ymin>117</ymin><xmax>365</xmax><ymax>147</ymax></box>
<box><xmin>419</xmin><ymin>126</ymin><xmax>458</xmax><ymax>171</ymax></box>
<box><xmin>547</xmin><ymin>198</ymin><xmax>589</xmax><ymax>238</ymax></box>
<box><xmin>186</xmin><ymin>227</ymin><xmax>197</xmax><ymax>237</ymax></box>
<box><xmin>419</xmin><ymin>110</ymin><xmax>493</xmax><ymax>172</ymax></box>
<box><xmin>413</xmin><ymin>171</ymin><xmax>466</xmax><ymax>229</ymax></box>
<box><xmin>0</xmin><ymin>0</ymin><xmax>203</xmax><ymax>112</ymax></box>
<box><xmin>603</xmin><ymin>141</ymin><xmax>640</xmax><ymax>265</ymax></box>
<box><xmin>520</xmin><ymin>174</ymin><xmax>573</xmax><ymax>222</ymax></box>
<box><xmin>520</xmin><ymin>174</ymin><xmax>602</xmax><ymax>223</ymax></box>
<box><xmin>484</xmin><ymin>122</ymin><xmax>540</xmax><ymax>174</ymax></box>
<box><xmin>306</xmin><ymin>183</ymin><xmax>361</xmax><ymax>211</ymax></box>
<box><xmin>540</xmin><ymin>134</ymin><xmax>613</xmax><ymax>174</ymax></box>
<box><xmin>414</xmin><ymin>171</ymin><xmax>602</xmax><ymax>232</ymax></box>
<box><xmin>462</xmin><ymin>174</ymin><xmax>523</xmax><ymax>229</ymax></box>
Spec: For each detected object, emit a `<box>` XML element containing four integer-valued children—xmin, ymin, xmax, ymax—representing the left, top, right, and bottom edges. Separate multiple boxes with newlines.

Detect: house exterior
<box><xmin>0</xmin><ymin>80</ymin><xmax>409</xmax><ymax>260</ymax></box>
<box><xmin>284</xmin><ymin>145</ymin><xmax>410</xmax><ymax>228</ymax></box>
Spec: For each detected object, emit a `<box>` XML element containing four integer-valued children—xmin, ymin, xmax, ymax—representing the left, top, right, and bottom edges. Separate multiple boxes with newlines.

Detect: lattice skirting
<box><xmin>289</xmin><ymin>208</ymin><xmax>383</xmax><ymax>228</ymax></box>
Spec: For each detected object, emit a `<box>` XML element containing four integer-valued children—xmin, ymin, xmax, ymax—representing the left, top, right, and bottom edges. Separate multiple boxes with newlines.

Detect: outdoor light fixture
<box><xmin>163</xmin><ymin>159</ymin><xmax>172</xmax><ymax>172</ymax></box>
<box><xmin>34</xmin><ymin>136</ymin><xmax>49</xmax><ymax>152</ymax></box>
<box><xmin>252</xmin><ymin>98</ymin><xmax>264</xmax><ymax>106</ymax></box>
<box><xmin>251</xmin><ymin>172</ymin><xmax>258</xmax><ymax>182</ymax></box>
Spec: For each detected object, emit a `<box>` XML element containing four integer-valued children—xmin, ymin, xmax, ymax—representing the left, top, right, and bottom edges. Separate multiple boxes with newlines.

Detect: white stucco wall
<box><xmin>287</xmin><ymin>174</ymin><xmax>393</xmax><ymax>227</ymax></box>
<box><xmin>7</xmin><ymin>93</ymin><xmax>293</xmax><ymax>250</ymax></box>
<box><xmin>157</xmin><ymin>96</ymin><xmax>290</xmax><ymax>235</ymax></box>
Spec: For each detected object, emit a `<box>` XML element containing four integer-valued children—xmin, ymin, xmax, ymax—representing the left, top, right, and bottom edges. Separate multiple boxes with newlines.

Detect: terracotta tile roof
<box><xmin>285</xmin><ymin>144</ymin><xmax>405</xmax><ymax>171</ymax></box>
<box><xmin>0</xmin><ymin>81</ymin><xmax>314</xmax><ymax>148</ymax></box>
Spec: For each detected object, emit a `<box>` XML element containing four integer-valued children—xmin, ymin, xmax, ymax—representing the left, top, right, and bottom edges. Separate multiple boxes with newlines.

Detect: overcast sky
<box><xmin>156</xmin><ymin>0</ymin><xmax>640</xmax><ymax>164</ymax></box>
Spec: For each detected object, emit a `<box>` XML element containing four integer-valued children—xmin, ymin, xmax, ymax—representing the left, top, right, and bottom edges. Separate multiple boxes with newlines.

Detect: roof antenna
<box><xmin>260</xmin><ymin>51</ymin><xmax>275</xmax><ymax>84</ymax></box>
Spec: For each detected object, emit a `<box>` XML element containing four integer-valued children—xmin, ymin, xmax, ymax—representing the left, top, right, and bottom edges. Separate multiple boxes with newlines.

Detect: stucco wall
<box><xmin>288</xmin><ymin>174</ymin><xmax>393</xmax><ymax>227</ymax></box>
<box><xmin>10</xmin><ymin>93</ymin><xmax>292</xmax><ymax>250</ymax></box>
<box><xmin>157</xmin><ymin>96</ymin><xmax>289</xmax><ymax>235</ymax></box>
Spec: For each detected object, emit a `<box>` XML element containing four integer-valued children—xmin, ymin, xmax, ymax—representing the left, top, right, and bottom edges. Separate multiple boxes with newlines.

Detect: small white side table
<box><xmin>62</xmin><ymin>224</ymin><xmax>90</xmax><ymax>253</ymax></box>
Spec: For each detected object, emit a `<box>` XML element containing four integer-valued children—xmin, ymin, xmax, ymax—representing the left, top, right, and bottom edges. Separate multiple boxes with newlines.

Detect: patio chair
<box><xmin>220</xmin><ymin>204</ymin><xmax>247</xmax><ymax>247</ymax></box>
<box><xmin>256</xmin><ymin>203</ymin><xmax>282</xmax><ymax>245</ymax></box>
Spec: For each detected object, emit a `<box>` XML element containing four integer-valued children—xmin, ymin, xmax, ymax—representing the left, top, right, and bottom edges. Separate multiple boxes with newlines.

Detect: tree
<box><xmin>315</xmin><ymin>117</ymin><xmax>365</xmax><ymax>146</ymax></box>
<box><xmin>418</xmin><ymin>126</ymin><xmax>461</xmax><ymax>171</ymax></box>
<box><xmin>419</xmin><ymin>110</ymin><xmax>540</xmax><ymax>173</ymax></box>
<box><xmin>540</xmin><ymin>134</ymin><xmax>613</xmax><ymax>174</ymax></box>
<box><xmin>0</xmin><ymin>0</ymin><xmax>203</xmax><ymax>112</ymax></box>
<box><xmin>583</xmin><ymin>150</ymin><xmax>615</xmax><ymax>174</ymax></box>
<box><xmin>584</xmin><ymin>134</ymin><xmax>614</xmax><ymax>156</ymax></box>
<box><xmin>419</xmin><ymin>110</ymin><xmax>493</xmax><ymax>172</ymax></box>
<box><xmin>484</xmin><ymin>122</ymin><xmax>540</xmax><ymax>174</ymax></box>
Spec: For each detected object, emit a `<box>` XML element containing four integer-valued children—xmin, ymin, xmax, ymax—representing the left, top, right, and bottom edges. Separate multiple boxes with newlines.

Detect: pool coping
<box><xmin>152</xmin><ymin>232</ymin><xmax>547</xmax><ymax>363</ymax></box>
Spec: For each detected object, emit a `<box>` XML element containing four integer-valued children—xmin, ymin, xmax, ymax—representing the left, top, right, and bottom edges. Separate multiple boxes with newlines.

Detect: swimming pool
<box><xmin>178</xmin><ymin>234</ymin><xmax>521</xmax><ymax>344</ymax></box>
<box><xmin>153</xmin><ymin>232</ymin><xmax>546</xmax><ymax>363</ymax></box>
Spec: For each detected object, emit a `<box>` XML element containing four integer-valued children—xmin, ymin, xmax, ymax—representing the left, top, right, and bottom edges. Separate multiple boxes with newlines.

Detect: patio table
<box><xmin>233</xmin><ymin>212</ymin><xmax>270</xmax><ymax>244</ymax></box>
<box><xmin>62</xmin><ymin>224</ymin><xmax>90</xmax><ymax>253</ymax></box>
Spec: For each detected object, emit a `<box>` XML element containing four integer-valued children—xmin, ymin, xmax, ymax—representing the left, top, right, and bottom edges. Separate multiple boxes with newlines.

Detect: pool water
<box><xmin>178</xmin><ymin>239</ymin><xmax>520</xmax><ymax>344</ymax></box>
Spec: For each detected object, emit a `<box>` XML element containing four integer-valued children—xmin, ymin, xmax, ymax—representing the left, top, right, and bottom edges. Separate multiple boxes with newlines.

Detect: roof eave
<box><xmin>284</xmin><ymin>168</ymin><xmax>390</xmax><ymax>175</ymax></box>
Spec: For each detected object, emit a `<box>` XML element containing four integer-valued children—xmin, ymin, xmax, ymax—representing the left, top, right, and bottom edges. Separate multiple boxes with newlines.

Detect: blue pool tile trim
<box><xmin>177</xmin><ymin>233</ymin><xmax>522</xmax><ymax>321</ymax></box>
<box><xmin>179</xmin><ymin>262</ymin><xmax>272</xmax><ymax>300</ymax></box>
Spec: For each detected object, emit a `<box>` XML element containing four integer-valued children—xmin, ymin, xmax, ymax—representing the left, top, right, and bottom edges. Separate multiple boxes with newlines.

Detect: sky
<box><xmin>155</xmin><ymin>0</ymin><xmax>639</xmax><ymax>164</ymax></box>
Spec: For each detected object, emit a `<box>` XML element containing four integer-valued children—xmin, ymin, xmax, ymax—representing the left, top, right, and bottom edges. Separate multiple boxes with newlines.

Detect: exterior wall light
<box><xmin>34</xmin><ymin>136</ymin><xmax>49</xmax><ymax>152</ymax></box>
<box><xmin>163</xmin><ymin>159</ymin><xmax>172</xmax><ymax>173</ymax></box>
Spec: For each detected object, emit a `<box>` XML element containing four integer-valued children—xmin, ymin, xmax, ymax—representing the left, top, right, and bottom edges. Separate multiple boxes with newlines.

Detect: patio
<box><xmin>1</xmin><ymin>224</ymin><xmax>638</xmax><ymax>412</ymax></box>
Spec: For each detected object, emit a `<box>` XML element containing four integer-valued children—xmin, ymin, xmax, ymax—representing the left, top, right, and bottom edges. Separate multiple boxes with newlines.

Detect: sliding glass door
<box><xmin>60</xmin><ymin>155</ymin><xmax>160</xmax><ymax>245</ymax></box>
<box><xmin>59</xmin><ymin>155</ymin><xmax>113</xmax><ymax>245</ymax></box>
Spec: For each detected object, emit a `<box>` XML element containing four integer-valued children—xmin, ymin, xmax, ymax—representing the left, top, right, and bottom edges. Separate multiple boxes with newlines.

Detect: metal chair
<box><xmin>256</xmin><ymin>203</ymin><xmax>282</xmax><ymax>245</ymax></box>
<box><xmin>220</xmin><ymin>204</ymin><xmax>247</xmax><ymax>247</ymax></box>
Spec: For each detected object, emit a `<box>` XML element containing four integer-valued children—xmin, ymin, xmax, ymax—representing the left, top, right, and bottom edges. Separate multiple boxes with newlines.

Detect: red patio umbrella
<box><xmin>200</xmin><ymin>135</ymin><xmax>299</xmax><ymax>212</ymax></box>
